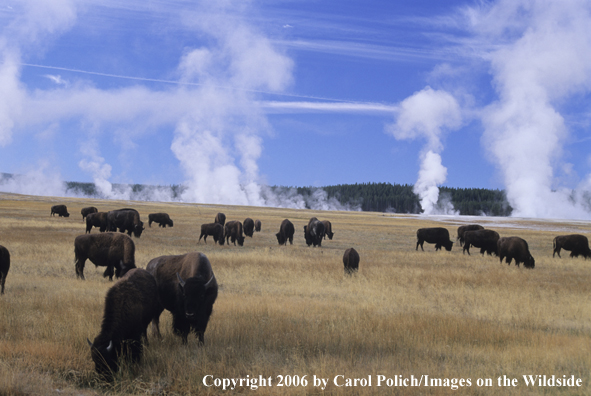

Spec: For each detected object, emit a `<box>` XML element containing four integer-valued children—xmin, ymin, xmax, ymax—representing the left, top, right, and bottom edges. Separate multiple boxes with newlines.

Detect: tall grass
<box><xmin>0</xmin><ymin>193</ymin><xmax>590</xmax><ymax>395</ymax></box>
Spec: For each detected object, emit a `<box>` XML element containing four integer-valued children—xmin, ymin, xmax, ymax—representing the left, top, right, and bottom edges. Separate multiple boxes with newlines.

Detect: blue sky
<box><xmin>1</xmin><ymin>0</ymin><xmax>591</xmax><ymax>218</ymax></box>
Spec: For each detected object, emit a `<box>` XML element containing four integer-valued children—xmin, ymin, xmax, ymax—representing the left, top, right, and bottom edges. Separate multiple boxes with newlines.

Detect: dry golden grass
<box><xmin>1</xmin><ymin>192</ymin><xmax>591</xmax><ymax>395</ymax></box>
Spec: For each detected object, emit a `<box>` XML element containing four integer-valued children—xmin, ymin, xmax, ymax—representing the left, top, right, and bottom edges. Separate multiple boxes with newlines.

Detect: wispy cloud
<box><xmin>262</xmin><ymin>100</ymin><xmax>397</xmax><ymax>114</ymax></box>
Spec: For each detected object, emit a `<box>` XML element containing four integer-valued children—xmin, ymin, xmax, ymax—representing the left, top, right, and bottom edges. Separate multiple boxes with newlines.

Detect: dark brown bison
<box><xmin>74</xmin><ymin>233</ymin><xmax>136</xmax><ymax>281</ymax></box>
<box><xmin>81</xmin><ymin>206</ymin><xmax>98</xmax><ymax>221</ymax></box>
<box><xmin>224</xmin><ymin>221</ymin><xmax>245</xmax><ymax>246</ymax></box>
<box><xmin>497</xmin><ymin>237</ymin><xmax>535</xmax><ymax>268</ymax></box>
<box><xmin>463</xmin><ymin>229</ymin><xmax>500</xmax><ymax>256</ymax></box>
<box><xmin>50</xmin><ymin>204</ymin><xmax>70</xmax><ymax>217</ymax></box>
<box><xmin>416</xmin><ymin>227</ymin><xmax>454</xmax><ymax>251</ymax></box>
<box><xmin>146</xmin><ymin>252</ymin><xmax>218</xmax><ymax>345</ymax></box>
<box><xmin>276</xmin><ymin>219</ymin><xmax>295</xmax><ymax>245</ymax></box>
<box><xmin>343</xmin><ymin>248</ymin><xmax>359</xmax><ymax>275</ymax></box>
<box><xmin>86</xmin><ymin>212</ymin><xmax>108</xmax><ymax>233</ymax></box>
<box><xmin>0</xmin><ymin>245</ymin><xmax>10</xmax><ymax>295</ymax></box>
<box><xmin>107</xmin><ymin>209</ymin><xmax>144</xmax><ymax>238</ymax></box>
<box><xmin>199</xmin><ymin>223</ymin><xmax>225</xmax><ymax>245</ymax></box>
<box><xmin>148</xmin><ymin>213</ymin><xmax>174</xmax><ymax>228</ymax></box>
<box><xmin>214</xmin><ymin>213</ymin><xmax>226</xmax><ymax>226</ymax></box>
<box><xmin>457</xmin><ymin>224</ymin><xmax>484</xmax><ymax>246</ymax></box>
<box><xmin>254</xmin><ymin>220</ymin><xmax>261</xmax><ymax>232</ymax></box>
<box><xmin>243</xmin><ymin>218</ymin><xmax>255</xmax><ymax>237</ymax></box>
<box><xmin>304</xmin><ymin>217</ymin><xmax>325</xmax><ymax>247</ymax></box>
<box><xmin>553</xmin><ymin>234</ymin><xmax>591</xmax><ymax>259</ymax></box>
<box><xmin>87</xmin><ymin>268</ymin><xmax>160</xmax><ymax>382</ymax></box>
<box><xmin>322</xmin><ymin>220</ymin><xmax>334</xmax><ymax>240</ymax></box>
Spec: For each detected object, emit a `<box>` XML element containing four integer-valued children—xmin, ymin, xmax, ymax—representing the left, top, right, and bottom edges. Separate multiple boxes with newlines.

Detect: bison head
<box><xmin>524</xmin><ymin>255</ymin><xmax>535</xmax><ymax>269</ymax></box>
<box><xmin>177</xmin><ymin>273</ymin><xmax>216</xmax><ymax>333</ymax></box>
<box><xmin>168</xmin><ymin>219</ymin><xmax>174</xmax><ymax>227</ymax></box>
<box><xmin>133</xmin><ymin>221</ymin><xmax>145</xmax><ymax>238</ymax></box>
<box><xmin>88</xmin><ymin>339</ymin><xmax>117</xmax><ymax>381</ymax></box>
<box><xmin>444</xmin><ymin>241</ymin><xmax>454</xmax><ymax>251</ymax></box>
<box><xmin>276</xmin><ymin>232</ymin><xmax>285</xmax><ymax>245</ymax></box>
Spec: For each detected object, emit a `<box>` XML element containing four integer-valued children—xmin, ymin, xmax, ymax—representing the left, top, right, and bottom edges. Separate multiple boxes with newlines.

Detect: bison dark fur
<box><xmin>107</xmin><ymin>209</ymin><xmax>144</xmax><ymax>238</ymax></box>
<box><xmin>146</xmin><ymin>252</ymin><xmax>218</xmax><ymax>345</ymax></box>
<box><xmin>74</xmin><ymin>233</ymin><xmax>136</xmax><ymax>281</ymax></box>
<box><xmin>553</xmin><ymin>234</ymin><xmax>591</xmax><ymax>259</ymax></box>
<box><xmin>243</xmin><ymin>218</ymin><xmax>255</xmax><ymax>237</ymax></box>
<box><xmin>304</xmin><ymin>217</ymin><xmax>325</xmax><ymax>247</ymax></box>
<box><xmin>86</xmin><ymin>212</ymin><xmax>108</xmax><ymax>233</ymax></box>
<box><xmin>199</xmin><ymin>223</ymin><xmax>225</xmax><ymax>245</ymax></box>
<box><xmin>51</xmin><ymin>204</ymin><xmax>70</xmax><ymax>217</ymax></box>
<box><xmin>88</xmin><ymin>268</ymin><xmax>159</xmax><ymax>382</ymax></box>
<box><xmin>416</xmin><ymin>228</ymin><xmax>454</xmax><ymax>251</ymax></box>
<box><xmin>463</xmin><ymin>229</ymin><xmax>500</xmax><ymax>256</ymax></box>
<box><xmin>0</xmin><ymin>245</ymin><xmax>10</xmax><ymax>295</ymax></box>
<box><xmin>343</xmin><ymin>248</ymin><xmax>359</xmax><ymax>275</ymax></box>
<box><xmin>276</xmin><ymin>219</ymin><xmax>295</xmax><ymax>246</ymax></box>
<box><xmin>214</xmin><ymin>213</ymin><xmax>226</xmax><ymax>226</ymax></box>
<box><xmin>148</xmin><ymin>213</ymin><xmax>174</xmax><ymax>228</ymax></box>
<box><xmin>457</xmin><ymin>224</ymin><xmax>484</xmax><ymax>246</ymax></box>
<box><xmin>224</xmin><ymin>221</ymin><xmax>245</xmax><ymax>246</ymax></box>
<box><xmin>322</xmin><ymin>220</ymin><xmax>334</xmax><ymax>240</ymax></box>
<box><xmin>254</xmin><ymin>220</ymin><xmax>261</xmax><ymax>232</ymax></box>
<box><xmin>497</xmin><ymin>237</ymin><xmax>535</xmax><ymax>269</ymax></box>
<box><xmin>81</xmin><ymin>206</ymin><xmax>98</xmax><ymax>221</ymax></box>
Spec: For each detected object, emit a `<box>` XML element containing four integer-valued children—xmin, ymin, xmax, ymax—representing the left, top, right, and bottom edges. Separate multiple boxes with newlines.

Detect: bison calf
<box><xmin>74</xmin><ymin>233</ymin><xmax>136</xmax><ymax>280</ymax></box>
<box><xmin>553</xmin><ymin>234</ymin><xmax>591</xmax><ymax>259</ymax></box>
<box><xmin>416</xmin><ymin>228</ymin><xmax>454</xmax><ymax>251</ymax></box>
<box><xmin>343</xmin><ymin>248</ymin><xmax>359</xmax><ymax>275</ymax></box>
<box><xmin>0</xmin><ymin>245</ymin><xmax>10</xmax><ymax>295</ymax></box>
<box><xmin>497</xmin><ymin>237</ymin><xmax>535</xmax><ymax>269</ymax></box>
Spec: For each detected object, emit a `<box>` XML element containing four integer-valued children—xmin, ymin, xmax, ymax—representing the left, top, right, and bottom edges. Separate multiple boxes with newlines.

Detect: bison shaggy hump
<box><xmin>146</xmin><ymin>252</ymin><xmax>218</xmax><ymax>345</ymax></box>
<box><xmin>148</xmin><ymin>213</ymin><xmax>174</xmax><ymax>228</ymax></box>
<box><xmin>88</xmin><ymin>268</ymin><xmax>160</xmax><ymax>382</ymax></box>
<box><xmin>343</xmin><ymin>248</ymin><xmax>359</xmax><ymax>275</ymax></box>
<box><xmin>497</xmin><ymin>236</ymin><xmax>535</xmax><ymax>269</ymax></box>
<box><xmin>553</xmin><ymin>234</ymin><xmax>591</xmax><ymax>259</ymax></box>
<box><xmin>0</xmin><ymin>245</ymin><xmax>10</xmax><ymax>295</ymax></box>
<box><xmin>74</xmin><ymin>233</ymin><xmax>137</xmax><ymax>281</ymax></box>
<box><xmin>416</xmin><ymin>227</ymin><xmax>454</xmax><ymax>251</ymax></box>
<box><xmin>214</xmin><ymin>213</ymin><xmax>226</xmax><ymax>226</ymax></box>
<box><xmin>276</xmin><ymin>219</ymin><xmax>295</xmax><ymax>246</ymax></box>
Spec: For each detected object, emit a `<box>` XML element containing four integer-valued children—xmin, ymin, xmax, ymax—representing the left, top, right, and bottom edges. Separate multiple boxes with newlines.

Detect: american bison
<box><xmin>243</xmin><ymin>218</ymin><xmax>255</xmax><ymax>237</ymax></box>
<box><xmin>304</xmin><ymin>217</ymin><xmax>325</xmax><ymax>247</ymax></box>
<box><xmin>107</xmin><ymin>209</ymin><xmax>144</xmax><ymax>238</ymax></box>
<box><xmin>148</xmin><ymin>213</ymin><xmax>174</xmax><ymax>228</ymax></box>
<box><xmin>457</xmin><ymin>224</ymin><xmax>484</xmax><ymax>246</ymax></box>
<box><xmin>463</xmin><ymin>229</ymin><xmax>500</xmax><ymax>256</ymax></box>
<box><xmin>74</xmin><ymin>233</ymin><xmax>136</xmax><ymax>281</ymax></box>
<box><xmin>81</xmin><ymin>206</ymin><xmax>98</xmax><ymax>221</ymax></box>
<box><xmin>224</xmin><ymin>221</ymin><xmax>245</xmax><ymax>246</ymax></box>
<box><xmin>276</xmin><ymin>219</ymin><xmax>295</xmax><ymax>246</ymax></box>
<box><xmin>322</xmin><ymin>220</ymin><xmax>334</xmax><ymax>240</ymax></box>
<box><xmin>214</xmin><ymin>213</ymin><xmax>226</xmax><ymax>226</ymax></box>
<box><xmin>87</xmin><ymin>268</ymin><xmax>160</xmax><ymax>382</ymax></box>
<box><xmin>0</xmin><ymin>245</ymin><xmax>10</xmax><ymax>295</ymax></box>
<box><xmin>343</xmin><ymin>248</ymin><xmax>359</xmax><ymax>275</ymax></box>
<box><xmin>553</xmin><ymin>234</ymin><xmax>591</xmax><ymax>259</ymax></box>
<box><xmin>416</xmin><ymin>227</ymin><xmax>454</xmax><ymax>251</ymax></box>
<box><xmin>146</xmin><ymin>252</ymin><xmax>218</xmax><ymax>345</ymax></box>
<box><xmin>199</xmin><ymin>223</ymin><xmax>225</xmax><ymax>245</ymax></box>
<box><xmin>254</xmin><ymin>220</ymin><xmax>261</xmax><ymax>232</ymax></box>
<box><xmin>50</xmin><ymin>204</ymin><xmax>70</xmax><ymax>217</ymax></box>
<box><xmin>497</xmin><ymin>237</ymin><xmax>535</xmax><ymax>268</ymax></box>
<box><xmin>86</xmin><ymin>212</ymin><xmax>108</xmax><ymax>233</ymax></box>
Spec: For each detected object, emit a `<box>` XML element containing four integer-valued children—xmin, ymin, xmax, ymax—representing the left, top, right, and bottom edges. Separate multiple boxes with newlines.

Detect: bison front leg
<box><xmin>553</xmin><ymin>247</ymin><xmax>561</xmax><ymax>258</ymax></box>
<box><xmin>75</xmin><ymin>258</ymin><xmax>86</xmax><ymax>280</ymax></box>
<box><xmin>103</xmin><ymin>266</ymin><xmax>114</xmax><ymax>281</ymax></box>
<box><xmin>416</xmin><ymin>240</ymin><xmax>424</xmax><ymax>251</ymax></box>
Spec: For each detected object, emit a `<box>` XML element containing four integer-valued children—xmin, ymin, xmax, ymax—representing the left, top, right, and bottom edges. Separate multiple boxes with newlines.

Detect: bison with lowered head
<box><xmin>214</xmin><ymin>212</ymin><xmax>226</xmax><ymax>226</ymax></box>
<box><xmin>87</xmin><ymin>268</ymin><xmax>160</xmax><ymax>382</ymax></box>
<box><xmin>243</xmin><ymin>218</ymin><xmax>255</xmax><ymax>237</ymax></box>
<box><xmin>463</xmin><ymin>229</ymin><xmax>500</xmax><ymax>256</ymax></box>
<box><xmin>146</xmin><ymin>252</ymin><xmax>218</xmax><ymax>345</ymax></box>
<box><xmin>497</xmin><ymin>237</ymin><xmax>535</xmax><ymax>268</ymax></box>
<box><xmin>553</xmin><ymin>234</ymin><xmax>591</xmax><ymax>259</ymax></box>
<box><xmin>416</xmin><ymin>227</ymin><xmax>454</xmax><ymax>251</ymax></box>
<box><xmin>199</xmin><ymin>223</ymin><xmax>225</xmax><ymax>245</ymax></box>
<box><xmin>304</xmin><ymin>217</ymin><xmax>325</xmax><ymax>247</ymax></box>
<box><xmin>255</xmin><ymin>220</ymin><xmax>261</xmax><ymax>232</ymax></box>
<box><xmin>81</xmin><ymin>206</ymin><xmax>98</xmax><ymax>221</ymax></box>
<box><xmin>0</xmin><ymin>245</ymin><xmax>10</xmax><ymax>295</ymax></box>
<box><xmin>343</xmin><ymin>247</ymin><xmax>359</xmax><ymax>275</ymax></box>
<box><xmin>51</xmin><ymin>204</ymin><xmax>70</xmax><ymax>217</ymax></box>
<box><xmin>86</xmin><ymin>212</ymin><xmax>108</xmax><ymax>233</ymax></box>
<box><xmin>148</xmin><ymin>213</ymin><xmax>174</xmax><ymax>228</ymax></box>
<box><xmin>322</xmin><ymin>220</ymin><xmax>334</xmax><ymax>240</ymax></box>
<box><xmin>74</xmin><ymin>233</ymin><xmax>136</xmax><ymax>281</ymax></box>
<box><xmin>276</xmin><ymin>219</ymin><xmax>295</xmax><ymax>246</ymax></box>
<box><xmin>225</xmin><ymin>221</ymin><xmax>245</xmax><ymax>246</ymax></box>
<box><xmin>457</xmin><ymin>224</ymin><xmax>484</xmax><ymax>246</ymax></box>
<box><xmin>107</xmin><ymin>208</ymin><xmax>144</xmax><ymax>238</ymax></box>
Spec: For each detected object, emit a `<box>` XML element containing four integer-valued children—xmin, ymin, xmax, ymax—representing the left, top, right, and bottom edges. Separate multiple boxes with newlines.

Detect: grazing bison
<box><xmin>463</xmin><ymin>229</ymin><xmax>500</xmax><ymax>256</ymax></box>
<box><xmin>87</xmin><ymin>268</ymin><xmax>159</xmax><ymax>382</ymax></box>
<box><xmin>243</xmin><ymin>218</ymin><xmax>255</xmax><ymax>237</ymax></box>
<box><xmin>107</xmin><ymin>209</ymin><xmax>144</xmax><ymax>238</ymax></box>
<box><xmin>497</xmin><ymin>237</ymin><xmax>535</xmax><ymax>268</ymax></box>
<box><xmin>148</xmin><ymin>213</ymin><xmax>174</xmax><ymax>228</ymax></box>
<box><xmin>322</xmin><ymin>220</ymin><xmax>334</xmax><ymax>240</ymax></box>
<box><xmin>304</xmin><ymin>217</ymin><xmax>325</xmax><ymax>247</ymax></box>
<box><xmin>86</xmin><ymin>212</ymin><xmax>108</xmax><ymax>234</ymax></box>
<box><xmin>254</xmin><ymin>220</ymin><xmax>261</xmax><ymax>232</ymax></box>
<box><xmin>50</xmin><ymin>204</ymin><xmax>70</xmax><ymax>217</ymax></box>
<box><xmin>224</xmin><ymin>221</ymin><xmax>245</xmax><ymax>246</ymax></box>
<box><xmin>0</xmin><ymin>245</ymin><xmax>10</xmax><ymax>295</ymax></box>
<box><xmin>214</xmin><ymin>213</ymin><xmax>226</xmax><ymax>226</ymax></box>
<box><xmin>416</xmin><ymin>228</ymin><xmax>454</xmax><ymax>251</ymax></box>
<box><xmin>81</xmin><ymin>206</ymin><xmax>98</xmax><ymax>221</ymax></box>
<box><xmin>146</xmin><ymin>252</ymin><xmax>218</xmax><ymax>345</ymax></box>
<box><xmin>553</xmin><ymin>234</ymin><xmax>591</xmax><ymax>259</ymax></box>
<box><xmin>276</xmin><ymin>219</ymin><xmax>295</xmax><ymax>246</ymax></box>
<box><xmin>74</xmin><ymin>233</ymin><xmax>136</xmax><ymax>281</ymax></box>
<box><xmin>457</xmin><ymin>224</ymin><xmax>484</xmax><ymax>246</ymax></box>
<box><xmin>343</xmin><ymin>248</ymin><xmax>359</xmax><ymax>275</ymax></box>
<box><xmin>199</xmin><ymin>223</ymin><xmax>225</xmax><ymax>245</ymax></box>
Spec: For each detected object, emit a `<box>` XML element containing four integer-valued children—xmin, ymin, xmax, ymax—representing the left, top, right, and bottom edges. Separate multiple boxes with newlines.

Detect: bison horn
<box><xmin>87</xmin><ymin>338</ymin><xmax>93</xmax><ymax>347</ymax></box>
<box><xmin>177</xmin><ymin>272</ymin><xmax>186</xmax><ymax>288</ymax></box>
<box><xmin>106</xmin><ymin>340</ymin><xmax>114</xmax><ymax>353</ymax></box>
<box><xmin>204</xmin><ymin>274</ymin><xmax>215</xmax><ymax>288</ymax></box>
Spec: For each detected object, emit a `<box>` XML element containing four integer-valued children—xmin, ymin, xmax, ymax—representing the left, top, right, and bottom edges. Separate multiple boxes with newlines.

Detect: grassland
<box><xmin>0</xmin><ymin>192</ymin><xmax>590</xmax><ymax>395</ymax></box>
